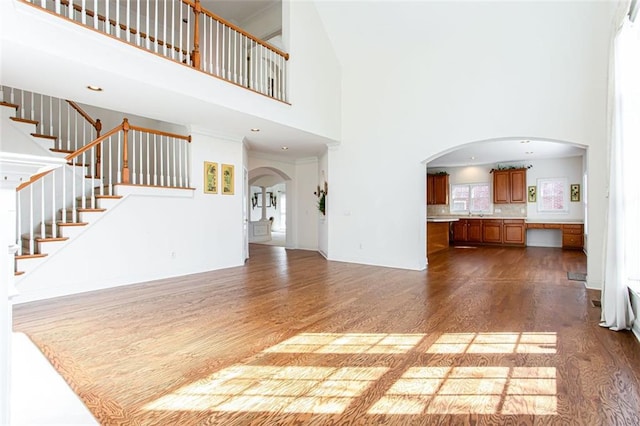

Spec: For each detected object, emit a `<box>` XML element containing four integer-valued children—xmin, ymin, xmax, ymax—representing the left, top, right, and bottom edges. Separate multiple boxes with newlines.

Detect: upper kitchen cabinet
<box><xmin>493</xmin><ymin>168</ymin><xmax>526</xmax><ymax>204</ymax></box>
<box><xmin>427</xmin><ymin>173</ymin><xmax>449</xmax><ymax>205</ymax></box>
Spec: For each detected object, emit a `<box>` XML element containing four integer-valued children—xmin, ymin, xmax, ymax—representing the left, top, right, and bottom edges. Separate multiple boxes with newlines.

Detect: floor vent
<box><xmin>591</xmin><ymin>300</ymin><xmax>602</xmax><ymax>308</ymax></box>
<box><xmin>568</xmin><ymin>272</ymin><xmax>587</xmax><ymax>281</ymax></box>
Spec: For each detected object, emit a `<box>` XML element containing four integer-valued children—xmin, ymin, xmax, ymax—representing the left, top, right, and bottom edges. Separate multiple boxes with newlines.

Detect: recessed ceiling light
<box><xmin>520</xmin><ymin>140</ymin><xmax>530</xmax><ymax>144</ymax></box>
<box><xmin>251</xmin><ymin>128</ymin><xmax>260</xmax><ymax>132</ymax></box>
<box><xmin>281</xmin><ymin>146</ymin><xmax>289</xmax><ymax>150</ymax></box>
<box><xmin>470</xmin><ymin>156</ymin><xmax>475</xmax><ymax>160</ymax></box>
<box><xmin>525</xmin><ymin>151</ymin><xmax>534</xmax><ymax>154</ymax></box>
<box><xmin>87</xmin><ymin>85</ymin><xmax>103</xmax><ymax>92</ymax></box>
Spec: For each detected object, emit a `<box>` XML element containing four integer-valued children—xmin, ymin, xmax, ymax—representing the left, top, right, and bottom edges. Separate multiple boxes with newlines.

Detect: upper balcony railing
<box><xmin>22</xmin><ymin>0</ymin><xmax>289</xmax><ymax>102</ymax></box>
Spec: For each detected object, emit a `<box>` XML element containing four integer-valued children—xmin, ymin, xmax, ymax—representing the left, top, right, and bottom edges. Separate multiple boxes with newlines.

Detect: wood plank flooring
<box><xmin>12</xmin><ymin>245</ymin><xmax>640</xmax><ymax>425</ymax></box>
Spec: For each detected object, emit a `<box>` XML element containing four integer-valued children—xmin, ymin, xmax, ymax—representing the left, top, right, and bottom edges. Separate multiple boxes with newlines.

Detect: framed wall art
<box><xmin>222</xmin><ymin>164</ymin><xmax>235</xmax><ymax>195</ymax></box>
<box><xmin>204</xmin><ymin>162</ymin><xmax>218</xmax><ymax>194</ymax></box>
<box><xmin>528</xmin><ymin>186</ymin><xmax>537</xmax><ymax>203</ymax></box>
<box><xmin>570</xmin><ymin>184</ymin><xmax>580</xmax><ymax>202</ymax></box>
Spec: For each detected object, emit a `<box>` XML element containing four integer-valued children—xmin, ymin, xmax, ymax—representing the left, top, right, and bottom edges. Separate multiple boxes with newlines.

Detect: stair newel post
<box><xmin>191</xmin><ymin>0</ymin><xmax>202</xmax><ymax>69</ymax></box>
<box><xmin>95</xmin><ymin>119</ymin><xmax>102</xmax><ymax>179</ymax></box>
<box><xmin>122</xmin><ymin>118</ymin><xmax>130</xmax><ymax>184</ymax></box>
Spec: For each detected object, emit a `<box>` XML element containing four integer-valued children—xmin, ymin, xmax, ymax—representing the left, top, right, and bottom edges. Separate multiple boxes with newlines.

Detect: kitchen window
<box><xmin>450</xmin><ymin>183</ymin><xmax>491</xmax><ymax>213</ymax></box>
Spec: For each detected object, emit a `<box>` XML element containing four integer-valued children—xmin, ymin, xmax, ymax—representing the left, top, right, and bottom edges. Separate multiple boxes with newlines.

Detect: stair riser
<box><xmin>15</xmin><ymin>256</ymin><xmax>47</xmax><ymax>274</ymax></box>
<box><xmin>45</xmin><ymin>224</ymin><xmax>87</xmax><ymax>239</ymax></box>
<box><xmin>58</xmin><ymin>210</ymin><xmax>104</xmax><ymax>223</ymax></box>
<box><xmin>36</xmin><ymin>240</ymin><xmax>68</xmax><ymax>256</ymax></box>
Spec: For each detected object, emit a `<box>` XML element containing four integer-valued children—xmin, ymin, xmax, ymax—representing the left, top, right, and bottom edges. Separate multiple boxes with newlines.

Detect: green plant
<box><xmin>314</xmin><ymin>182</ymin><xmax>328</xmax><ymax>215</ymax></box>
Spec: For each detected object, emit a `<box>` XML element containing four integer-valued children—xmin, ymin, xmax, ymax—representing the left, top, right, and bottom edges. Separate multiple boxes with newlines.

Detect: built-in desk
<box><xmin>525</xmin><ymin>220</ymin><xmax>584</xmax><ymax>250</ymax></box>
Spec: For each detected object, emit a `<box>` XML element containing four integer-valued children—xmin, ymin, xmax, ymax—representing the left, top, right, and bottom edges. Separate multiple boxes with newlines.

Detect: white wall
<box><xmin>318</xmin><ymin>149</ymin><xmax>329</xmax><ymax>257</ymax></box>
<box><xmin>320</xmin><ymin>1</ymin><xmax>614</xmax><ymax>287</ymax></box>
<box><xmin>14</xmin><ymin>129</ymin><xmax>246</xmax><ymax>303</ymax></box>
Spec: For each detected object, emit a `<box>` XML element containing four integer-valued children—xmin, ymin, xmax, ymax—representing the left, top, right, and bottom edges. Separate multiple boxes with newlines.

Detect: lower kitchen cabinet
<box><xmin>503</xmin><ymin>219</ymin><xmax>526</xmax><ymax>245</ymax></box>
<box><xmin>482</xmin><ymin>220</ymin><xmax>503</xmax><ymax>244</ymax></box>
<box><xmin>452</xmin><ymin>218</ymin><xmax>526</xmax><ymax>246</ymax></box>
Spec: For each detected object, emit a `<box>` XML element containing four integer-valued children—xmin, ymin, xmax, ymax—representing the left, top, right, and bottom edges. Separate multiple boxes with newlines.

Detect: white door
<box><xmin>243</xmin><ymin>167</ymin><xmax>249</xmax><ymax>260</ymax></box>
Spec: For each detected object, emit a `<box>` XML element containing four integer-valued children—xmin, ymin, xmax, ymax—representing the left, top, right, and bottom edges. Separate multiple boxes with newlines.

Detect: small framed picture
<box><xmin>528</xmin><ymin>186</ymin><xmax>536</xmax><ymax>203</ymax></box>
<box><xmin>204</xmin><ymin>162</ymin><xmax>217</xmax><ymax>194</ymax></box>
<box><xmin>570</xmin><ymin>184</ymin><xmax>580</xmax><ymax>202</ymax></box>
<box><xmin>222</xmin><ymin>164</ymin><xmax>234</xmax><ymax>195</ymax></box>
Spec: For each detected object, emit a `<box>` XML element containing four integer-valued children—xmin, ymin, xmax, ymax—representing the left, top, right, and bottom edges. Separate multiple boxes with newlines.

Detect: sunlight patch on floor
<box><xmin>368</xmin><ymin>366</ymin><xmax>557</xmax><ymax>415</ymax></box>
<box><xmin>426</xmin><ymin>332</ymin><xmax>557</xmax><ymax>354</ymax></box>
<box><xmin>264</xmin><ymin>332</ymin><xmax>426</xmax><ymax>354</ymax></box>
<box><xmin>144</xmin><ymin>365</ymin><xmax>389</xmax><ymax>413</ymax></box>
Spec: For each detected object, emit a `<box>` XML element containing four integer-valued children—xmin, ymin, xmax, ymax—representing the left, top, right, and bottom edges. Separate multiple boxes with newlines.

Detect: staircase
<box><xmin>2</xmin><ymin>86</ymin><xmax>191</xmax><ymax>280</ymax></box>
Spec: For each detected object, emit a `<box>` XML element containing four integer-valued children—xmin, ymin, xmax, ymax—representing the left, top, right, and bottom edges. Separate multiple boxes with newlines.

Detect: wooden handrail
<box><xmin>128</xmin><ymin>124</ymin><xmax>192</xmax><ymax>142</ymax></box>
<box><xmin>65</xmin><ymin>122</ymin><xmax>124</xmax><ymax>162</ymax></box>
<box><xmin>59</xmin><ymin>0</ymin><xmax>188</xmax><ymax>57</ymax></box>
<box><xmin>16</xmin><ymin>170</ymin><xmax>50</xmax><ymax>192</ymax></box>
<box><xmin>192</xmin><ymin>1</ymin><xmax>290</xmax><ymax>60</ymax></box>
<box><xmin>67</xmin><ymin>100</ymin><xmax>100</xmax><ymax>130</ymax></box>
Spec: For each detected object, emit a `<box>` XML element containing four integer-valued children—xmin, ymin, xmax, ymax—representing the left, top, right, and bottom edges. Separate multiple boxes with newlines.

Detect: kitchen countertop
<box><xmin>427</xmin><ymin>216</ymin><xmax>526</xmax><ymax>222</ymax></box>
<box><xmin>524</xmin><ymin>219</ymin><xmax>584</xmax><ymax>224</ymax></box>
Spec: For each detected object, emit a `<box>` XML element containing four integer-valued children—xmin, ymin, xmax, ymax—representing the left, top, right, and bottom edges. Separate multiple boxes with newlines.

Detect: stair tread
<box><xmin>67</xmin><ymin>161</ymin><xmax>90</xmax><ymax>166</ymax></box>
<box><xmin>15</xmin><ymin>271</ymin><xmax>25</xmax><ymax>276</ymax></box>
<box><xmin>10</xmin><ymin>116</ymin><xmax>38</xmax><ymax>125</ymax></box>
<box><xmin>15</xmin><ymin>253</ymin><xmax>47</xmax><ymax>260</ymax></box>
<box><xmin>56</xmin><ymin>222</ymin><xmax>88</xmax><ymax>227</ymax></box>
<box><xmin>1</xmin><ymin>101</ymin><xmax>19</xmax><ymax>109</ymax></box>
<box><xmin>50</xmin><ymin>148</ymin><xmax>74</xmax><ymax>154</ymax></box>
<box><xmin>35</xmin><ymin>237</ymin><xmax>69</xmax><ymax>242</ymax></box>
<box><xmin>96</xmin><ymin>195</ymin><xmax>122</xmax><ymax>199</ymax></box>
<box><xmin>31</xmin><ymin>133</ymin><xmax>57</xmax><ymax>140</ymax></box>
<box><xmin>76</xmin><ymin>208</ymin><xmax>106</xmax><ymax>212</ymax></box>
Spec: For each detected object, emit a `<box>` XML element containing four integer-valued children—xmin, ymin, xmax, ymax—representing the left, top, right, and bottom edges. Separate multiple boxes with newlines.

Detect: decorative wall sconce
<box><xmin>251</xmin><ymin>193</ymin><xmax>258</xmax><ymax>209</ymax></box>
<box><xmin>314</xmin><ymin>181</ymin><xmax>328</xmax><ymax>215</ymax></box>
<box><xmin>270</xmin><ymin>192</ymin><xmax>277</xmax><ymax>209</ymax></box>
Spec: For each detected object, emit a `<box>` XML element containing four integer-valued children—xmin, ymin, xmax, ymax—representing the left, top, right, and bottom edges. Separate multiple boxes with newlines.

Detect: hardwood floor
<box><xmin>12</xmin><ymin>245</ymin><xmax>640</xmax><ymax>425</ymax></box>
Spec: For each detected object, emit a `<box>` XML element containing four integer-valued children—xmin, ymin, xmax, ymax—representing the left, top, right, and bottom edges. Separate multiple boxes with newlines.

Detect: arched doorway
<box><xmin>248</xmin><ymin>167</ymin><xmax>291</xmax><ymax>249</ymax></box>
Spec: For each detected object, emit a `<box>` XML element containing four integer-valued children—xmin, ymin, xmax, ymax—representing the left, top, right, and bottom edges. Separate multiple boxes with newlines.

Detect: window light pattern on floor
<box><xmin>264</xmin><ymin>333</ymin><xmax>426</xmax><ymax>354</ymax></box>
<box><xmin>368</xmin><ymin>366</ymin><xmax>557</xmax><ymax>415</ymax></box>
<box><xmin>144</xmin><ymin>365</ymin><xmax>389</xmax><ymax>413</ymax></box>
<box><xmin>144</xmin><ymin>332</ymin><xmax>558</xmax><ymax>416</ymax></box>
<box><xmin>426</xmin><ymin>332</ymin><xmax>557</xmax><ymax>354</ymax></box>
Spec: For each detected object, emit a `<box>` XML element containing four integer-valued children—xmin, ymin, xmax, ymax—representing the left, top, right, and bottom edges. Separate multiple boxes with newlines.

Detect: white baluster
<box><xmin>66</xmin><ymin>102</ymin><xmax>71</xmax><ymax>151</ymax></box>
<box><xmin>185</xmin><ymin>142</ymin><xmax>190</xmax><ymax>188</ymax></box>
<box><xmin>131</xmin><ymin>131</ymin><xmax>136</xmax><ymax>184</ymax></box>
<box><xmin>186</xmin><ymin>3</ymin><xmax>190</xmax><ymax>65</ymax></box>
<box><xmin>29</xmin><ymin>186</ymin><xmax>33</xmax><ymax>254</ymax></box>
<box><xmin>120</xmin><ymin>0</ymin><xmax>125</xmax><ymax>40</ymax></box>
<box><xmin>172</xmin><ymin>138</ymin><xmax>177</xmax><ymax>187</ymax></box>
<box><xmin>93</xmin><ymin>0</ymin><xmax>98</xmax><ymax>29</ymax></box>
<box><xmin>138</xmin><ymin>130</ymin><xmax>143</xmax><ymax>184</ymax></box>
<box><xmin>20</xmin><ymin>89</ymin><xmax>25</xmax><ymax>118</ymax></box>
<box><xmin>153</xmin><ymin>134</ymin><xmax>157</xmax><ymax>185</ymax></box>
<box><xmin>125</xmin><ymin>0</ymin><xmax>131</xmax><ymax>42</ymax></box>
<box><xmin>69</xmin><ymin>0</ymin><xmax>74</xmax><ymax>19</ymax></box>
<box><xmin>160</xmin><ymin>135</ymin><xmax>164</xmax><ymax>186</ymax></box>
<box><xmin>40</xmin><ymin>179</ymin><xmax>45</xmax><ymax>240</ymax></box>
<box><xmin>162</xmin><ymin>0</ymin><xmax>167</xmax><ymax>56</ymax></box>
<box><xmin>171</xmin><ymin>0</ymin><xmax>175</xmax><ymax>60</ymax></box>
<box><xmin>90</xmin><ymin>146</ymin><xmax>96</xmax><ymax>208</ymax></box>
<box><xmin>145</xmin><ymin>0</ymin><xmax>150</xmax><ymax>49</ymax></box>
<box><xmin>136</xmin><ymin>0</ymin><xmax>141</xmax><ymax>46</ymax></box>
<box><xmin>16</xmin><ymin>191</ymin><xmax>22</xmax><ymax>255</ymax></box>
<box><xmin>179</xmin><ymin>2</ymin><xmax>183</xmax><ymax>62</ymax></box>
<box><xmin>61</xmin><ymin>161</ymin><xmax>67</xmax><ymax>225</ymax></box>
<box><xmin>202</xmin><ymin>16</ymin><xmax>207</xmax><ymax>72</ymax></box>
<box><xmin>81</xmin><ymin>0</ymin><xmax>86</xmax><ymax>25</ymax></box>
<box><xmin>221</xmin><ymin>24</ymin><xmax>225</xmax><ymax>78</ymax></box>
<box><xmin>216</xmin><ymin>20</ymin><xmax>220</xmax><ymax>76</ymax></box>
<box><xmin>117</xmin><ymin>133</ymin><xmax>122</xmax><ymax>183</ymax></box>
<box><xmin>54</xmin><ymin>0</ymin><xmax>60</xmax><ymax>14</ymax></box>
<box><xmin>174</xmin><ymin>138</ymin><xmax>182</xmax><ymax>186</ymax></box>
<box><xmin>51</xmin><ymin>171</ymin><xmax>56</xmax><ymax>238</ymax></box>
<box><xmin>146</xmin><ymin>132</ymin><xmax>150</xmax><ymax>185</ymax></box>
<box><xmin>154</xmin><ymin>0</ymin><xmax>158</xmax><ymax>53</ymax></box>
<box><xmin>71</xmin><ymin>158</ymin><xmax>77</xmax><ymax>221</ymax></box>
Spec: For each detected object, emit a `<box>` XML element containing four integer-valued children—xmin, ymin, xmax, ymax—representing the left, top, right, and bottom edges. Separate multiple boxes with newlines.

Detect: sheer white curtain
<box><xmin>601</xmin><ymin>15</ymin><xmax>640</xmax><ymax>331</ymax></box>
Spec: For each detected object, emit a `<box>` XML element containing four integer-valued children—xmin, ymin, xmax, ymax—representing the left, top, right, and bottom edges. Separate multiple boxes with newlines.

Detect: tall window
<box><xmin>537</xmin><ymin>178</ymin><xmax>568</xmax><ymax>213</ymax></box>
<box><xmin>450</xmin><ymin>183</ymin><xmax>491</xmax><ymax>213</ymax></box>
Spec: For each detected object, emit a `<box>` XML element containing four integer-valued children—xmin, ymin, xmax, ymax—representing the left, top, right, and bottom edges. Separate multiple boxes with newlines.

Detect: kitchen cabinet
<box><xmin>493</xmin><ymin>168</ymin><xmax>526</xmax><ymax>204</ymax></box>
<box><xmin>482</xmin><ymin>220</ymin><xmax>503</xmax><ymax>244</ymax></box>
<box><xmin>562</xmin><ymin>224</ymin><xmax>584</xmax><ymax>249</ymax></box>
<box><xmin>503</xmin><ymin>219</ymin><xmax>526</xmax><ymax>245</ymax></box>
<box><xmin>427</xmin><ymin>222</ymin><xmax>451</xmax><ymax>256</ymax></box>
<box><xmin>452</xmin><ymin>219</ymin><xmax>482</xmax><ymax>243</ymax></box>
<box><xmin>427</xmin><ymin>173</ymin><xmax>449</xmax><ymax>205</ymax></box>
<box><xmin>452</xmin><ymin>218</ymin><xmax>526</xmax><ymax>246</ymax></box>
